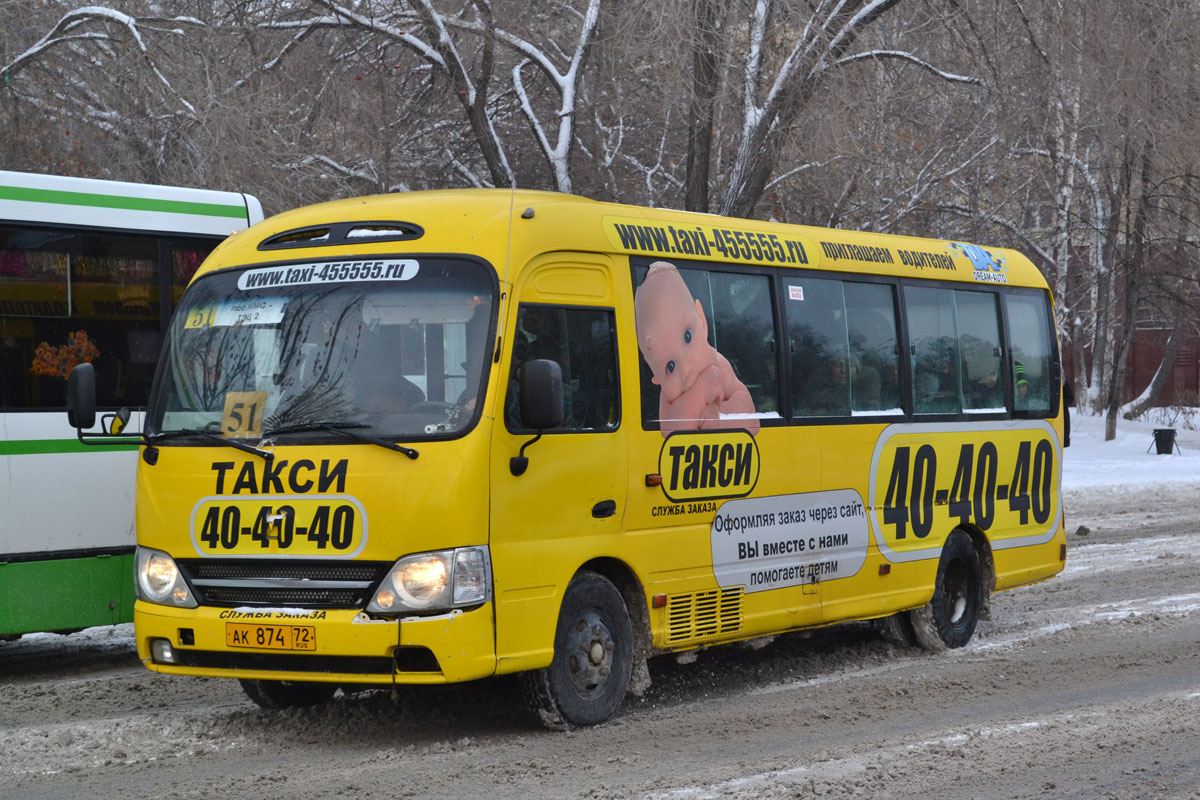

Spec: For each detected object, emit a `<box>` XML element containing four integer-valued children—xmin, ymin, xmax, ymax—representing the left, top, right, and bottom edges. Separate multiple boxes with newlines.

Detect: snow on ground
<box><xmin>1064</xmin><ymin>410</ymin><xmax>1200</xmax><ymax>488</ymax></box>
<box><xmin>4</xmin><ymin>618</ymin><xmax>135</xmax><ymax>658</ymax></box>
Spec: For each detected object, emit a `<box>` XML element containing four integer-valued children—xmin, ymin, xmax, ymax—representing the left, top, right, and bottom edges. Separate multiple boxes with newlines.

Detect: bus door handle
<box><xmin>592</xmin><ymin>499</ymin><xmax>617</xmax><ymax>519</ymax></box>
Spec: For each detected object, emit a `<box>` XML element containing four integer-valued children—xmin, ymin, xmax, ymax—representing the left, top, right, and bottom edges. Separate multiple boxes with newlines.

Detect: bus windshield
<box><xmin>147</xmin><ymin>257</ymin><xmax>496</xmax><ymax>441</ymax></box>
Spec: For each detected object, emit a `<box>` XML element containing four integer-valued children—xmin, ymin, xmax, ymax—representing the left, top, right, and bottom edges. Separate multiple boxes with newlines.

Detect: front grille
<box><xmin>177</xmin><ymin>559</ymin><xmax>390</xmax><ymax>609</ymax></box>
<box><xmin>189</xmin><ymin>561</ymin><xmax>382</xmax><ymax>582</ymax></box>
<box><xmin>666</xmin><ymin>587</ymin><xmax>743</xmax><ymax>645</ymax></box>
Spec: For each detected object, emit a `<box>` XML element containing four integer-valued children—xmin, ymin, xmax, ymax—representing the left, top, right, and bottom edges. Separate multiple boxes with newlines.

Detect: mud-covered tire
<box><xmin>521</xmin><ymin>571</ymin><xmax>633</xmax><ymax>730</ymax></box>
<box><xmin>909</xmin><ymin>530</ymin><xmax>983</xmax><ymax>651</ymax></box>
<box><xmin>239</xmin><ymin>678</ymin><xmax>337</xmax><ymax>709</ymax></box>
<box><xmin>876</xmin><ymin>612</ymin><xmax>918</xmax><ymax>647</ymax></box>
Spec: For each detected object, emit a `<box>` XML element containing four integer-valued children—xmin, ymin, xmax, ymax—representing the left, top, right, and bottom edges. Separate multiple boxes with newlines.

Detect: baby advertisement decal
<box><xmin>634</xmin><ymin>260</ymin><xmax>778</xmax><ymax>436</ymax></box>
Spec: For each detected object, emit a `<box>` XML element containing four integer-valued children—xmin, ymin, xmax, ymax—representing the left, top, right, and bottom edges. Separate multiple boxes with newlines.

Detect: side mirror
<box><xmin>67</xmin><ymin>363</ymin><xmax>97</xmax><ymax>430</ymax></box>
<box><xmin>519</xmin><ymin>359</ymin><xmax>565</xmax><ymax>431</ymax></box>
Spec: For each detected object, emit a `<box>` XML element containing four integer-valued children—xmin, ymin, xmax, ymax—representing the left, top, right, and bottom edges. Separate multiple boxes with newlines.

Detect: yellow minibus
<box><xmin>67</xmin><ymin>190</ymin><xmax>1066</xmax><ymax>729</ymax></box>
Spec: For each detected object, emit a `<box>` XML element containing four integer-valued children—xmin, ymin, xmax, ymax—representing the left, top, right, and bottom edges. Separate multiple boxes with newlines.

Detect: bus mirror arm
<box><xmin>509</xmin><ymin>433</ymin><xmax>542</xmax><ymax>476</ymax></box>
<box><xmin>509</xmin><ymin>359</ymin><xmax>565</xmax><ymax>476</ymax></box>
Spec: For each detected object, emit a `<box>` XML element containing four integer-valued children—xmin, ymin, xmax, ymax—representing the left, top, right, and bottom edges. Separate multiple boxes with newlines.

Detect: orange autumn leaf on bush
<box><xmin>31</xmin><ymin>330</ymin><xmax>101</xmax><ymax>380</ymax></box>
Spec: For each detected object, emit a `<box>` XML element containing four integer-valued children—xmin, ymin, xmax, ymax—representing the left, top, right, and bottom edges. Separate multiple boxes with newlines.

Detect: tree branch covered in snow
<box><xmin>833</xmin><ymin>49</ymin><xmax>980</xmax><ymax>84</ymax></box>
<box><xmin>449</xmin><ymin>0</ymin><xmax>601</xmax><ymax>193</ymax></box>
<box><xmin>3</xmin><ymin>6</ymin><xmax>199</xmax><ymax>115</ymax></box>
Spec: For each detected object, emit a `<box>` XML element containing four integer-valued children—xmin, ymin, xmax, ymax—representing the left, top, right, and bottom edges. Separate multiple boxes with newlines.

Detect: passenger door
<box><xmin>489</xmin><ymin>257</ymin><xmax>629</xmax><ymax>671</ymax></box>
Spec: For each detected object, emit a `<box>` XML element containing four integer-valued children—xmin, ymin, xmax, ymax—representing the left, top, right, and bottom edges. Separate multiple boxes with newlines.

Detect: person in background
<box><xmin>1014</xmin><ymin>361</ymin><xmax>1029</xmax><ymax>410</ymax></box>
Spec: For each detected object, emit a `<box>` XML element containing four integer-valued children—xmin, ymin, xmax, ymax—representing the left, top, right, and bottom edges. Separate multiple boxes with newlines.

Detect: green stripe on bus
<box><xmin>0</xmin><ymin>438</ymin><xmax>139</xmax><ymax>456</ymax></box>
<box><xmin>0</xmin><ymin>184</ymin><xmax>246</xmax><ymax>219</ymax></box>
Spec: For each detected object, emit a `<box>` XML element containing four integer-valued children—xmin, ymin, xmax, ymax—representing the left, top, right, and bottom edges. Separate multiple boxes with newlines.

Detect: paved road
<box><xmin>4</xmin><ymin>482</ymin><xmax>1198</xmax><ymax>799</ymax></box>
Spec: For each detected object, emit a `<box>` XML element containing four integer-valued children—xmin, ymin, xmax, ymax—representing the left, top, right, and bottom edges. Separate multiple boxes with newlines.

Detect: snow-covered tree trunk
<box><xmin>684</xmin><ymin>0</ymin><xmax>726</xmax><ymax>213</ymax></box>
<box><xmin>1104</xmin><ymin>144</ymin><xmax>1152</xmax><ymax>441</ymax></box>
<box><xmin>1120</xmin><ymin>320</ymin><xmax>1183</xmax><ymax>421</ymax></box>
<box><xmin>411</xmin><ymin>0</ymin><xmax>513</xmax><ymax>188</ymax></box>
<box><xmin>501</xmin><ymin>0</ymin><xmax>601</xmax><ymax>193</ymax></box>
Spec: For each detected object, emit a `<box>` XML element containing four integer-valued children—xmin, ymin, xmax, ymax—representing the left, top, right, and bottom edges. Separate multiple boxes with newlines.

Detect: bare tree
<box><xmin>710</xmin><ymin>0</ymin><xmax>979</xmax><ymax>219</ymax></box>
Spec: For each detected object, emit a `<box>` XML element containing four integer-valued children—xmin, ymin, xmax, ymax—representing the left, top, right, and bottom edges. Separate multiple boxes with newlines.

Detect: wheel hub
<box><xmin>565</xmin><ymin>611</ymin><xmax>614</xmax><ymax>694</ymax></box>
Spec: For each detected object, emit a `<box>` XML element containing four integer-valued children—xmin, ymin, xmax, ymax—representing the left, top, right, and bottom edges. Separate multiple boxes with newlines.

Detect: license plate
<box><xmin>226</xmin><ymin>622</ymin><xmax>317</xmax><ymax>651</ymax></box>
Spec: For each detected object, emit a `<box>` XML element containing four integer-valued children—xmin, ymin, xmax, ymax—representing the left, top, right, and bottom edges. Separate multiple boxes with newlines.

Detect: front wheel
<box><xmin>239</xmin><ymin>678</ymin><xmax>337</xmax><ymax>709</ymax></box>
<box><xmin>909</xmin><ymin>530</ymin><xmax>984</xmax><ymax>650</ymax></box>
<box><xmin>521</xmin><ymin>571</ymin><xmax>633</xmax><ymax>730</ymax></box>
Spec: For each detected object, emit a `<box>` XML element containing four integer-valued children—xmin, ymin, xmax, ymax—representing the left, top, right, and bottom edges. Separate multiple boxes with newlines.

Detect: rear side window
<box><xmin>956</xmin><ymin>291</ymin><xmax>1004</xmax><ymax>413</ymax></box>
<box><xmin>907</xmin><ymin>286</ymin><xmax>962</xmax><ymax>414</ymax></box>
<box><xmin>844</xmin><ymin>282</ymin><xmax>901</xmax><ymax>414</ymax></box>
<box><xmin>1005</xmin><ymin>292</ymin><xmax>1055</xmax><ymax>416</ymax></box>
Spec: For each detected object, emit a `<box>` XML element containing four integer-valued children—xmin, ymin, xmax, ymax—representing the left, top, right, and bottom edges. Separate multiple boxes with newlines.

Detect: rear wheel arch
<box><xmin>958</xmin><ymin>524</ymin><xmax>995</xmax><ymax>620</ymax></box>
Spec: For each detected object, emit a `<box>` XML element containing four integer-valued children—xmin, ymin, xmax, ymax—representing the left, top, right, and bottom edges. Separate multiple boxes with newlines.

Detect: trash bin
<box><xmin>1153</xmin><ymin>428</ymin><xmax>1177</xmax><ymax>455</ymax></box>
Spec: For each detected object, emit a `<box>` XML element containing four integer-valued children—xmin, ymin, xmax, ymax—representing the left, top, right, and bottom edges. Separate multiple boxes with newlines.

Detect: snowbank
<box><xmin>1064</xmin><ymin>411</ymin><xmax>1200</xmax><ymax>489</ymax></box>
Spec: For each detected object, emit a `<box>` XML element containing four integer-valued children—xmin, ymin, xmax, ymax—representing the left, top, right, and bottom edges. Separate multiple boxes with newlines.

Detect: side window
<box><xmin>906</xmin><ymin>286</ymin><xmax>961</xmax><ymax>414</ymax></box>
<box><xmin>505</xmin><ymin>304</ymin><xmax>620</xmax><ymax>433</ymax></box>
<box><xmin>785</xmin><ymin>276</ymin><xmax>850</xmax><ymax>417</ymax></box>
<box><xmin>905</xmin><ymin>286</ymin><xmax>1006</xmax><ymax>416</ymax></box>
<box><xmin>844</xmin><ymin>282</ymin><xmax>901</xmax><ymax>414</ymax></box>
<box><xmin>633</xmin><ymin>261</ymin><xmax>773</xmax><ymax>435</ymax></box>
<box><xmin>0</xmin><ymin>225</ymin><xmax>206</xmax><ymax>410</ymax></box>
<box><xmin>707</xmin><ymin>271</ymin><xmax>779</xmax><ymax>416</ymax></box>
<box><xmin>1005</xmin><ymin>292</ymin><xmax>1055</xmax><ymax>415</ymax></box>
<box><xmin>956</xmin><ymin>290</ymin><xmax>1004</xmax><ymax>412</ymax></box>
<box><xmin>785</xmin><ymin>278</ymin><xmax>900</xmax><ymax>419</ymax></box>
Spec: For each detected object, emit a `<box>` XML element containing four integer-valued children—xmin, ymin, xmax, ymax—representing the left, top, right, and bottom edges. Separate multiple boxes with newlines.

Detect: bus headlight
<box><xmin>368</xmin><ymin>546</ymin><xmax>491</xmax><ymax>614</ymax></box>
<box><xmin>135</xmin><ymin>547</ymin><xmax>196</xmax><ymax>608</ymax></box>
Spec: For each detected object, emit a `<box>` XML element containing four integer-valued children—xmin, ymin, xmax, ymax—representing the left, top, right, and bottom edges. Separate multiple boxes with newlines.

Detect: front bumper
<box><xmin>134</xmin><ymin>600</ymin><xmax>497</xmax><ymax>685</ymax></box>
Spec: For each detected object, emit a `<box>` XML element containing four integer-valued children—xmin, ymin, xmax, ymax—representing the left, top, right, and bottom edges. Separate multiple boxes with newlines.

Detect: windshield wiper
<box><xmin>261</xmin><ymin>421</ymin><xmax>419</xmax><ymax>460</ymax></box>
<box><xmin>146</xmin><ymin>428</ymin><xmax>273</xmax><ymax>461</ymax></box>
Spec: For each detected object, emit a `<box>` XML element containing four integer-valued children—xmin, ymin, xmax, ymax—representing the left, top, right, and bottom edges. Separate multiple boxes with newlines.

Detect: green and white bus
<box><xmin>0</xmin><ymin>170</ymin><xmax>262</xmax><ymax>638</ymax></box>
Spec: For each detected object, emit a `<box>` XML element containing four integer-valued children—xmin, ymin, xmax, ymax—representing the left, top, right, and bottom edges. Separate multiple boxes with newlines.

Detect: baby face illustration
<box><xmin>636</xmin><ymin>267</ymin><xmax>713</xmax><ymax>405</ymax></box>
<box><xmin>635</xmin><ymin>261</ymin><xmax>759</xmax><ymax>435</ymax></box>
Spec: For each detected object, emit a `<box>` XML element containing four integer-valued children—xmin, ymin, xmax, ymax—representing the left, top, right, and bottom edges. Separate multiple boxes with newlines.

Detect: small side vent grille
<box><xmin>665</xmin><ymin>587</ymin><xmax>743</xmax><ymax>645</ymax></box>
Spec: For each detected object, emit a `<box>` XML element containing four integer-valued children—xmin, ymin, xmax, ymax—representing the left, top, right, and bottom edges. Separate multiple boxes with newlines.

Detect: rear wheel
<box><xmin>239</xmin><ymin>678</ymin><xmax>337</xmax><ymax>709</ymax></box>
<box><xmin>521</xmin><ymin>571</ymin><xmax>633</xmax><ymax>730</ymax></box>
<box><xmin>909</xmin><ymin>530</ymin><xmax>983</xmax><ymax>650</ymax></box>
<box><xmin>876</xmin><ymin>612</ymin><xmax>917</xmax><ymax>647</ymax></box>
